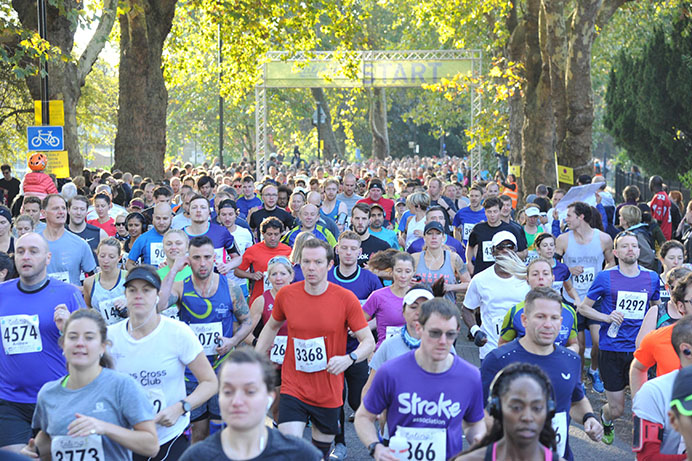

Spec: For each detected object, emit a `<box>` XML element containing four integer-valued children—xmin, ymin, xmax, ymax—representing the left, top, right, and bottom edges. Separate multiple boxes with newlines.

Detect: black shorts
<box><xmin>0</xmin><ymin>399</ymin><xmax>36</xmax><ymax>447</ymax></box>
<box><xmin>574</xmin><ymin>298</ymin><xmax>601</xmax><ymax>331</ymax></box>
<box><xmin>277</xmin><ymin>393</ymin><xmax>341</xmax><ymax>435</ymax></box>
<box><xmin>598</xmin><ymin>350</ymin><xmax>634</xmax><ymax>392</ymax></box>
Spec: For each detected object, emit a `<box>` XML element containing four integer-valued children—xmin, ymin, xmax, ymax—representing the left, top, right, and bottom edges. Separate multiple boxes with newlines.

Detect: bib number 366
<box><xmin>293</xmin><ymin>337</ymin><xmax>327</xmax><ymax>373</ymax></box>
<box><xmin>397</xmin><ymin>427</ymin><xmax>446</xmax><ymax>461</ymax></box>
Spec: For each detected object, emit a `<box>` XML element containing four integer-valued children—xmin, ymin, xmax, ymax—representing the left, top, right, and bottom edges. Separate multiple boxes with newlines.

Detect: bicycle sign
<box><xmin>27</xmin><ymin>126</ymin><xmax>63</xmax><ymax>151</ymax></box>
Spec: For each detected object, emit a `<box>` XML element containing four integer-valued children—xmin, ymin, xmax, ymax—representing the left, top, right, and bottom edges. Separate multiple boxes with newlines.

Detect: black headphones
<box><xmin>683</xmin><ymin>349</ymin><xmax>691</xmax><ymax>356</ymax></box>
<box><xmin>487</xmin><ymin>363</ymin><xmax>556</xmax><ymax>421</ymax></box>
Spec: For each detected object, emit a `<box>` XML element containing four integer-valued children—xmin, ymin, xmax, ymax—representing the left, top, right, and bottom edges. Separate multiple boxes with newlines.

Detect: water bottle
<box><xmin>388</xmin><ymin>430</ymin><xmax>408</xmax><ymax>460</ymax></box>
<box><xmin>607</xmin><ymin>322</ymin><xmax>620</xmax><ymax>338</ymax></box>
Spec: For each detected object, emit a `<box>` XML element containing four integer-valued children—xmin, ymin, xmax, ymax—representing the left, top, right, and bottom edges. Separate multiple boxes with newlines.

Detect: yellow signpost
<box><xmin>558</xmin><ymin>165</ymin><xmax>574</xmax><ymax>185</ymax></box>
<box><xmin>34</xmin><ymin>101</ymin><xmax>64</xmax><ymax>126</ymax></box>
<box><xmin>32</xmin><ymin>100</ymin><xmax>69</xmax><ymax>177</ymax></box>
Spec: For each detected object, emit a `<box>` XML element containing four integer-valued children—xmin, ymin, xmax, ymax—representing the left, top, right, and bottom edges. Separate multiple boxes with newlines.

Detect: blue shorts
<box><xmin>185</xmin><ymin>380</ymin><xmax>220</xmax><ymax>422</ymax></box>
<box><xmin>0</xmin><ymin>399</ymin><xmax>36</xmax><ymax>446</ymax></box>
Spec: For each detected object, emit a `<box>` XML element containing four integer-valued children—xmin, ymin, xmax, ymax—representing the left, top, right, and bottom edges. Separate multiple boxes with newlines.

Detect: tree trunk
<box><xmin>370</xmin><ymin>87</ymin><xmax>389</xmax><ymax>160</ymax></box>
<box><xmin>505</xmin><ymin>2</ymin><xmax>525</xmax><ymax>202</ymax></box>
<box><xmin>542</xmin><ymin>0</ymin><xmax>567</xmax><ymax>160</ymax></box>
<box><xmin>310</xmin><ymin>88</ymin><xmax>341</xmax><ymax>162</ymax></box>
<box><xmin>560</xmin><ymin>0</ymin><xmax>601</xmax><ymax>185</ymax></box>
<box><xmin>521</xmin><ymin>0</ymin><xmax>557</xmax><ymax>196</ymax></box>
<box><xmin>114</xmin><ymin>0</ymin><xmax>177</xmax><ymax>179</ymax></box>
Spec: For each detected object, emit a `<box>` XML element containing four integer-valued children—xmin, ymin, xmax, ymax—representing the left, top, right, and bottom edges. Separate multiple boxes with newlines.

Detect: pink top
<box><xmin>23</xmin><ymin>172</ymin><xmax>58</xmax><ymax>199</ymax></box>
<box><xmin>363</xmin><ymin>286</ymin><xmax>405</xmax><ymax>349</ymax></box>
<box><xmin>261</xmin><ymin>290</ymin><xmax>288</xmax><ymax>336</ymax></box>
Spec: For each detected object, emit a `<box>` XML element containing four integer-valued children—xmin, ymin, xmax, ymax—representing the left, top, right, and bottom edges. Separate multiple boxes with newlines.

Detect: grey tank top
<box><xmin>563</xmin><ymin>229</ymin><xmax>604</xmax><ymax>302</ymax></box>
<box><xmin>415</xmin><ymin>250</ymin><xmax>457</xmax><ymax>303</ymax></box>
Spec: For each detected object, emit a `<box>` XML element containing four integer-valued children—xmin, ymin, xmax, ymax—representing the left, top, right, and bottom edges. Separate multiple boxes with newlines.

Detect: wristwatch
<box><xmin>582</xmin><ymin>412</ymin><xmax>598</xmax><ymax>425</ymax></box>
<box><xmin>349</xmin><ymin>352</ymin><xmax>358</xmax><ymax>364</ymax></box>
<box><xmin>368</xmin><ymin>441</ymin><xmax>383</xmax><ymax>457</ymax></box>
<box><xmin>180</xmin><ymin>399</ymin><xmax>191</xmax><ymax>415</ymax></box>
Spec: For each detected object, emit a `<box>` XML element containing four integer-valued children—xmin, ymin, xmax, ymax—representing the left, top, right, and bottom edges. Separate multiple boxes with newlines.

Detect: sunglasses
<box><xmin>115</xmin><ymin>222</ymin><xmax>126</xmax><ymax>227</ymax></box>
<box><xmin>495</xmin><ymin>242</ymin><xmax>516</xmax><ymax>250</ymax></box>
<box><xmin>426</xmin><ymin>329</ymin><xmax>459</xmax><ymax>341</ymax></box>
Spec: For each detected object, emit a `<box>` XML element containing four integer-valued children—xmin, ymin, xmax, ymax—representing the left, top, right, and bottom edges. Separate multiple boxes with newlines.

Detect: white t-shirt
<box><xmin>226</xmin><ymin>226</ymin><xmax>254</xmax><ymax>287</ymax></box>
<box><xmin>463</xmin><ymin>267</ymin><xmax>530</xmax><ymax>359</ymax></box>
<box><xmin>107</xmin><ymin>316</ymin><xmax>203</xmax><ymax>444</ymax></box>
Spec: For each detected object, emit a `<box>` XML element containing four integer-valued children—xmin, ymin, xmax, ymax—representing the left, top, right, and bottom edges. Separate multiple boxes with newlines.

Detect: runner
<box><xmin>668</xmin><ymin>366</ymin><xmax>692</xmax><ymax>461</ymax></box>
<box><xmin>407</xmin><ymin>206</ymin><xmax>465</xmax><ymax>258</ymax></box>
<box><xmin>400</xmin><ymin>192</ymin><xmax>429</xmax><ymax>250</ymax></box>
<box><xmin>327</xmin><ymin>230</ymin><xmax>383</xmax><ymax>459</ymax></box>
<box><xmin>178</xmin><ymin>349</ymin><xmax>322</xmax><ymax>460</ymax></box>
<box><xmin>83</xmin><ymin>238</ymin><xmax>128</xmax><ymax>326</ymax></box>
<box><xmin>255</xmin><ymin>238</ymin><xmax>375</xmax><ymax>459</ymax></box>
<box><xmin>533</xmin><ymin>233</ymin><xmax>579</xmax><ymax>301</ymax></box>
<box><xmin>248</xmin><ymin>184</ymin><xmax>294</xmax><ymax>240</ymax></box>
<box><xmin>357</xmin><ymin>179</ymin><xmax>396</xmax><ymax>227</ymax></box>
<box><xmin>236</xmin><ymin>175</ymin><xmax>262</xmax><ymax>220</ymax></box>
<box><xmin>336</xmin><ymin>173</ymin><xmax>363</xmax><ymax>216</ymax></box>
<box><xmin>21</xmin><ymin>309</ymin><xmax>158</xmax><ymax>460</ymax></box>
<box><xmin>412</xmin><ymin>221</ymin><xmax>469</xmax><ymax>303</ymax></box>
<box><xmin>355</xmin><ymin>298</ymin><xmax>486</xmax><ymax>460</ymax></box>
<box><xmin>159</xmin><ymin>236</ymin><xmax>252</xmax><ymax>443</ymax></box>
<box><xmin>40</xmin><ymin>194</ymin><xmax>97</xmax><ymax>285</ymax></box>
<box><xmin>87</xmin><ymin>193</ymin><xmax>117</xmax><ymax>236</ymax></box>
<box><xmin>632</xmin><ymin>316</ymin><xmax>692</xmax><ymax>460</ymax></box>
<box><xmin>156</xmin><ymin>229</ymin><xmax>193</xmax><ymax>282</ymax></box>
<box><xmin>482</xmin><ymin>288</ymin><xmax>603</xmax><ymax>460</ymax></box>
<box><xmin>126</xmin><ymin>203</ymin><xmax>173</xmax><ymax>270</ymax></box>
<box><xmin>454</xmin><ymin>363</ymin><xmax>563</xmax><ymax>461</ymax></box>
<box><xmin>453</xmin><ymin>184</ymin><xmax>485</xmax><ymax>259</ymax></box>
<box><xmin>122</xmin><ymin>212</ymin><xmax>146</xmax><ymax>266</ymax></box>
<box><xmin>320</xmin><ymin>178</ymin><xmax>348</xmax><ymax>233</ymax></box>
<box><xmin>349</xmin><ymin>203</ymin><xmax>391</xmax><ymax>266</ymax></box>
<box><xmin>556</xmin><ymin>201</ymin><xmax>614</xmax><ymax>394</ymax></box>
<box><xmin>368</xmin><ymin>203</ymin><xmax>400</xmax><ymax>249</ymax></box>
<box><xmin>108</xmin><ymin>265</ymin><xmax>218</xmax><ymax>460</ymax></box>
<box><xmin>578</xmin><ymin>231</ymin><xmax>660</xmax><ymax>444</ymax></box>
<box><xmin>67</xmin><ymin>196</ymin><xmax>107</xmax><ymax>256</ymax></box>
<box><xmin>462</xmin><ymin>231</ymin><xmax>530</xmax><ymax>359</ymax></box>
<box><xmin>0</xmin><ymin>233</ymin><xmax>84</xmax><ymax>453</ymax></box>
<box><xmin>283</xmin><ymin>204</ymin><xmax>337</xmax><ymax>247</ymax></box>
<box><xmin>234</xmin><ymin>217</ymin><xmax>292</xmax><ymax>305</ymax></box>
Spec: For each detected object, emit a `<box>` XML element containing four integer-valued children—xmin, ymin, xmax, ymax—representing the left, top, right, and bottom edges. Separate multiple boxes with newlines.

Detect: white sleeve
<box><xmin>464</xmin><ymin>278</ymin><xmax>481</xmax><ymax>310</ymax></box>
<box><xmin>176</xmin><ymin>320</ymin><xmax>204</xmax><ymax>365</ymax></box>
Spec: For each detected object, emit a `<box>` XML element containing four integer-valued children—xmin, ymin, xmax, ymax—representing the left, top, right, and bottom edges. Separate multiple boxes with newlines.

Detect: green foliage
<box><xmin>77</xmin><ymin>59</ymin><xmax>117</xmax><ymax>162</ymax></box>
<box><xmin>604</xmin><ymin>10</ymin><xmax>692</xmax><ymax>177</ymax></box>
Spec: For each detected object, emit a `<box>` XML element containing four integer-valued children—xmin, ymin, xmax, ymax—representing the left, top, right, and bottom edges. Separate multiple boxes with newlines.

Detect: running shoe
<box><xmin>330</xmin><ymin>443</ymin><xmax>347</xmax><ymax>460</ymax></box>
<box><xmin>588</xmin><ymin>369</ymin><xmax>605</xmax><ymax>393</ymax></box>
<box><xmin>601</xmin><ymin>410</ymin><xmax>614</xmax><ymax>445</ymax></box>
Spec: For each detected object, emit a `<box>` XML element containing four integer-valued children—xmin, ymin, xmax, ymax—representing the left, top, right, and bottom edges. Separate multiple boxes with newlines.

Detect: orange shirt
<box><xmin>237</xmin><ymin>241</ymin><xmax>292</xmax><ymax>305</ymax></box>
<box><xmin>634</xmin><ymin>325</ymin><xmax>680</xmax><ymax>377</ymax></box>
<box><xmin>87</xmin><ymin>217</ymin><xmax>116</xmax><ymax>236</ymax></box>
<box><xmin>272</xmin><ymin>281</ymin><xmax>368</xmax><ymax>408</ymax></box>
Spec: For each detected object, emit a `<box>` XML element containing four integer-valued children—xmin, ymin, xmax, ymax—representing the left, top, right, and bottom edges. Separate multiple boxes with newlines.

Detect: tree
<box><xmin>604</xmin><ymin>11</ymin><xmax>692</xmax><ymax>177</ymax></box>
<box><xmin>10</xmin><ymin>0</ymin><xmax>118</xmax><ymax>176</ymax></box>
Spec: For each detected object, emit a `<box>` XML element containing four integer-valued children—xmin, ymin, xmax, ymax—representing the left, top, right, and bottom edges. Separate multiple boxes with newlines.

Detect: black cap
<box><xmin>370</xmin><ymin>202</ymin><xmax>385</xmax><ymax>213</ymax></box>
<box><xmin>424</xmin><ymin>221</ymin><xmax>445</xmax><ymax>234</ymax></box>
<box><xmin>124</xmin><ymin>266</ymin><xmax>162</xmax><ymax>291</ymax></box>
<box><xmin>671</xmin><ymin>367</ymin><xmax>692</xmax><ymax>416</ymax></box>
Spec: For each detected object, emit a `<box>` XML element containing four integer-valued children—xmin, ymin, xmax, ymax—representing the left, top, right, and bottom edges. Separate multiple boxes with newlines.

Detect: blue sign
<box><xmin>27</xmin><ymin>126</ymin><xmax>64</xmax><ymax>151</ymax></box>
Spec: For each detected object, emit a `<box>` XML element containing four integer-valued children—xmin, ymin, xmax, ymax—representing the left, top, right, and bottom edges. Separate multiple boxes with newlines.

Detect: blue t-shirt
<box><xmin>407</xmin><ymin>235</ymin><xmax>464</xmax><ymax>259</ymax></box>
<box><xmin>452</xmin><ymin>207</ymin><xmax>487</xmax><ymax>246</ymax></box>
<box><xmin>551</xmin><ymin>259</ymin><xmax>571</xmax><ymax>294</ymax></box>
<box><xmin>481</xmin><ymin>340</ymin><xmax>584</xmax><ymax>461</ymax></box>
<box><xmin>585</xmin><ymin>266</ymin><xmax>660</xmax><ymax>352</ymax></box>
<box><xmin>236</xmin><ymin>195</ymin><xmax>263</xmax><ymax>220</ymax></box>
<box><xmin>397</xmin><ymin>210</ymin><xmax>413</xmax><ymax>233</ymax></box>
<box><xmin>500</xmin><ymin>301</ymin><xmax>577</xmax><ymax>347</ymax></box>
<box><xmin>184</xmin><ymin>223</ymin><xmax>238</xmax><ymax>261</ymax></box>
<box><xmin>369</xmin><ymin>227</ymin><xmax>400</xmax><ymax>249</ymax></box>
<box><xmin>127</xmin><ymin>228</ymin><xmax>165</xmax><ymax>265</ymax></box>
<box><xmin>328</xmin><ymin>266</ymin><xmax>383</xmax><ymax>352</ymax></box>
<box><xmin>0</xmin><ymin>279</ymin><xmax>84</xmax><ymax>403</ymax></box>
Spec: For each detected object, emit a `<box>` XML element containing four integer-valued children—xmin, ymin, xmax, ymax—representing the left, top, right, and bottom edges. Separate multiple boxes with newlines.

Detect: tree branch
<box><xmin>596</xmin><ymin>0</ymin><xmax>634</xmax><ymax>30</ymax></box>
<box><xmin>0</xmin><ymin>108</ymin><xmax>32</xmax><ymax>126</ymax></box>
<box><xmin>77</xmin><ymin>0</ymin><xmax>118</xmax><ymax>85</ymax></box>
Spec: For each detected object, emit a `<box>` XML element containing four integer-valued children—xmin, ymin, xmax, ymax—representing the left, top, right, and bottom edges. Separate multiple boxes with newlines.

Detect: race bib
<box><xmin>552</xmin><ymin>281</ymin><xmax>564</xmax><ymax>292</ymax></box>
<box><xmin>482</xmin><ymin>241</ymin><xmax>495</xmax><ymax>263</ymax></box>
<box><xmin>214</xmin><ymin>248</ymin><xmax>226</xmax><ymax>267</ymax></box>
<box><xmin>397</xmin><ymin>426</ymin><xmax>446</xmax><ymax>461</ymax></box>
<box><xmin>572</xmin><ymin>267</ymin><xmax>595</xmax><ymax>291</ymax></box>
<box><xmin>190</xmin><ymin>322</ymin><xmax>223</xmax><ymax>355</ymax></box>
<box><xmin>552</xmin><ymin>411</ymin><xmax>567</xmax><ymax>456</ymax></box>
<box><xmin>660</xmin><ymin>288</ymin><xmax>670</xmax><ymax>300</ymax></box>
<box><xmin>270</xmin><ymin>335</ymin><xmax>287</xmax><ymax>364</ymax></box>
<box><xmin>97</xmin><ymin>296</ymin><xmax>125</xmax><ymax>326</ymax></box>
<box><xmin>385</xmin><ymin>325</ymin><xmax>402</xmax><ymax>340</ymax></box>
<box><xmin>49</xmin><ymin>271</ymin><xmax>70</xmax><ymax>283</ymax></box>
<box><xmin>293</xmin><ymin>336</ymin><xmax>327</xmax><ymax>373</ymax></box>
<box><xmin>484</xmin><ymin>314</ymin><xmax>504</xmax><ymax>338</ymax></box>
<box><xmin>150</xmin><ymin>242</ymin><xmax>165</xmax><ymax>266</ymax></box>
<box><xmin>51</xmin><ymin>435</ymin><xmax>104</xmax><ymax>461</ymax></box>
<box><xmin>146</xmin><ymin>387</ymin><xmax>166</xmax><ymax>414</ymax></box>
<box><xmin>160</xmin><ymin>305</ymin><xmax>179</xmax><ymax>320</ymax></box>
<box><xmin>616</xmin><ymin>291</ymin><xmax>648</xmax><ymax>320</ymax></box>
<box><xmin>525</xmin><ymin>250</ymin><xmax>539</xmax><ymax>264</ymax></box>
<box><xmin>263</xmin><ymin>274</ymin><xmax>273</xmax><ymax>292</ymax></box>
<box><xmin>1</xmin><ymin>315</ymin><xmax>42</xmax><ymax>355</ymax></box>
<box><xmin>463</xmin><ymin>223</ymin><xmax>475</xmax><ymax>241</ymax></box>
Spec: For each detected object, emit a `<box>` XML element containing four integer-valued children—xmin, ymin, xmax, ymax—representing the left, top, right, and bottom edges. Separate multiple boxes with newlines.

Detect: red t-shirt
<box><xmin>238</xmin><ymin>241</ymin><xmax>292</xmax><ymax>305</ymax></box>
<box><xmin>87</xmin><ymin>217</ymin><xmax>116</xmax><ymax>236</ymax></box>
<box><xmin>650</xmin><ymin>191</ymin><xmax>672</xmax><ymax>240</ymax></box>
<box><xmin>357</xmin><ymin>196</ymin><xmax>396</xmax><ymax>223</ymax></box>
<box><xmin>272</xmin><ymin>281</ymin><xmax>368</xmax><ymax>408</ymax></box>
<box><xmin>633</xmin><ymin>325</ymin><xmax>680</xmax><ymax>377</ymax></box>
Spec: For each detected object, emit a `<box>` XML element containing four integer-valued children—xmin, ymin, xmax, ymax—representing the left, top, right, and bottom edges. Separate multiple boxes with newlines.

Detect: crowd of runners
<box><xmin>1</xmin><ymin>154</ymin><xmax>692</xmax><ymax>460</ymax></box>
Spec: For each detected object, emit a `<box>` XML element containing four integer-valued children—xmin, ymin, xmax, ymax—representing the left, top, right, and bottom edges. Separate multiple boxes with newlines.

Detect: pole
<box><xmin>316</xmin><ymin>101</ymin><xmax>321</xmax><ymax>161</ymax></box>
<box><xmin>217</xmin><ymin>23</ymin><xmax>224</xmax><ymax>168</ymax></box>
<box><xmin>37</xmin><ymin>0</ymin><xmax>49</xmax><ymax>125</ymax></box>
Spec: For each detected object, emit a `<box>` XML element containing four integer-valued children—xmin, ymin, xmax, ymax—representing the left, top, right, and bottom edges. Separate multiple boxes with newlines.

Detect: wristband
<box><xmin>582</xmin><ymin>412</ymin><xmax>598</xmax><ymax>425</ymax></box>
<box><xmin>470</xmin><ymin>325</ymin><xmax>481</xmax><ymax>336</ymax></box>
<box><xmin>252</xmin><ymin>337</ymin><xmax>258</xmax><ymax>347</ymax></box>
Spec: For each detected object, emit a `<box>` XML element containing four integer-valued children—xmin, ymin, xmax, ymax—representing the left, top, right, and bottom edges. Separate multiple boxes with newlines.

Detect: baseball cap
<box><xmin>370</xmin><ymin>202</ymin><xmax>385</xmax><ymax>213</ymax></box>
<box><xmin>424</xmin><ymin>221</ymin><xmax>445</xmax><ymax>234</ymax></box>
<box><xmin>491</xmin><ymin>230</ymin><xmax>517</xmax><ymax>248</ymax></box>
<box><xmin>124</xmin><ymin>266</ymin><xmax>162</xmax><ymax>291</ymax></box>
<box><xmin>671</xmin><ymin>367</ymin><xmax>692</xmax><ymax>416</ymax></box>
<box><xmin>525</xmin><ymin>207</ymin><xmax>540</xmax><ymax>217</ymax></box>
<box><xmin>368</xmin><ymin>181</ymin><xmax>384</xmax><ymax>190</ymax></box>
<box><xmin>130</xmin><ymin>199</ymin><xmax>145</xmax><ymax>210</ymax></box>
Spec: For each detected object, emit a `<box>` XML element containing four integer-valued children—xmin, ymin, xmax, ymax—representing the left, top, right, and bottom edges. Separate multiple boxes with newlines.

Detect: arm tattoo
<box><xmin>231</xmin><ymin>285</ymin><xmax>250</xmax><ymax>317</ymax></box>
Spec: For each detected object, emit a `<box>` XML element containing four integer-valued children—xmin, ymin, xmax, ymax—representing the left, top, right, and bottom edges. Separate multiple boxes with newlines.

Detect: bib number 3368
<box><xmin>293</xmin><ymin>337</ymin><xmax>327</xmax><ymax>373</ymax></box>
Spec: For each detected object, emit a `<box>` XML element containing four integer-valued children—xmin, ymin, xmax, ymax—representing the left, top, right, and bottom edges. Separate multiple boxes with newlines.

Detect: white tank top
<box><xmin>91</xmin><ymin>270</ymin><xmax>127</xmax><ymax>325</ymax></box>
<box><xmin>562</xmin><ymin>229</ymin><xmax>604</xmax><ymax>302</ymax></box>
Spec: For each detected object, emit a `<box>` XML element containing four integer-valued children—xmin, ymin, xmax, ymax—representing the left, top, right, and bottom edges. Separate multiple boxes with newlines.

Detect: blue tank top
<box><xmin>320</xmin><ymin>199</ymin><xmax>342</xmax><ymax>222</ymax></box>
<box><xmin>180</xmin><ymin>275</ymin><xmax>234</xmax><ymax>375</ymax></box>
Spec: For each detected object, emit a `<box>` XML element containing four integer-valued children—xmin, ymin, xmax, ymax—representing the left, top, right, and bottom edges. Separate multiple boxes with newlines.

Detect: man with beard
<box><xmin>67</xmin><ymin>195</ymin><xmax>107</xmax><ymax>256</ymax></box>
<box><xmin>350</xmin><ymin>203</ymin><xmax>390</xmax><ymax>267</ymax></box>
<box><xmin>578</xmin><ymin>232</ymin><xmax>660</xmax><ymax>445</ymax></box>
<box><xmin>367</xmin><ymin>203</ymin><xmax>399</xmax><ymax>250</ymax></box>
<box><xmin>158</xmin><ymin>236</ymin><xmax>252</xmax><ymax>444</ymax></box>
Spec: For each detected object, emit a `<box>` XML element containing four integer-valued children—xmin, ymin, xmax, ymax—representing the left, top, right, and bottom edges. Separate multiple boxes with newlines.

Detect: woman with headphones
<box><xmin>453</xmin><ymin>362</ymin><xmax>564</xmax><ymax>461</ymax></box>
